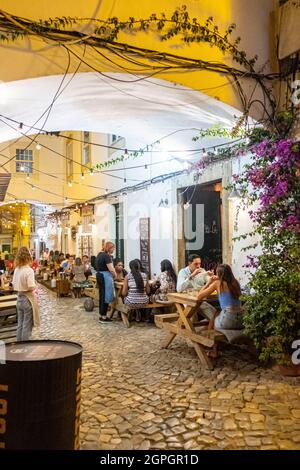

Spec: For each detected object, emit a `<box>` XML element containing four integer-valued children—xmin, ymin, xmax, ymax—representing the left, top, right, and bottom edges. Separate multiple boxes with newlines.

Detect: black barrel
<box><xmin>0</xmin><ymin>340</ymin><xmax>82</xmax><ymax>450</ymax></box>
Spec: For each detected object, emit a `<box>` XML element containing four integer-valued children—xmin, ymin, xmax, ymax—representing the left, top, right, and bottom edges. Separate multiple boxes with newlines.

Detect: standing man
<box><xmin>177</xmin><ymin>254</ymin><xmax>216</xmax><ymax>320</ymax></box>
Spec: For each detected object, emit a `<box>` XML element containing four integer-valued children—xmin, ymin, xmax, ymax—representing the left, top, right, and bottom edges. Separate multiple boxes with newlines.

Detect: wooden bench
<box><xmin>0</xmin><ymin>296</ymin><xmax>17</xmax><ymax>343</ymax></box>
<box><xmin>0</xmin><ymin>294</ymin><xmax>17</xmax><ymax>302</ymax></box>
<box><xmin>109</xmin><ymin>281</ymin><xmax>174</xmax><ymax>327</ymax></box>
<box><xmin>83</xmin><ymin>275</ymin><xmax>99</xmax><ymax>306</ymax></box>
<box><xmin>155</xmin><ymin>292</ymin><xmax>246</xmax><ymax>370</ymax></box>
<box><xmin>111</xmin><ymin>300</ymin><xmax>171</xmax><ymax>328</ymax></box>
<box><xmin>56</xmin><ymin>279</ymin><xmax>71</xmax><ymax>297</ymax></box>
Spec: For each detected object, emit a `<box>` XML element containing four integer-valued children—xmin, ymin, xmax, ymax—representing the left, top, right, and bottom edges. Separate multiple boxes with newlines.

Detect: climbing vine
<box><xmin>0</xmin><ymin>4</ymin><xmax>297</xmax><ymax>172</ymax></box>
<box><xmin>0</xmin><ymin>5</ymin><xmax>281</xmax><ymax>117</ymax></box>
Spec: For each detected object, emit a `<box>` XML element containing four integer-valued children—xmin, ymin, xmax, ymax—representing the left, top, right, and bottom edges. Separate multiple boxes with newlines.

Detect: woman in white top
<box><xmin>12</xmin><ymin>247</ymin><xmax>40</xmax><ymax>341</ymax></box>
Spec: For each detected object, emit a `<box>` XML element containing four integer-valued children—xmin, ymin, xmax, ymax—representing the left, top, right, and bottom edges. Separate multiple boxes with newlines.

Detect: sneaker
<box><xmin>98</xmin><ymin>317</ymin><xmax>113</xmax><ymax>323</ymax></box>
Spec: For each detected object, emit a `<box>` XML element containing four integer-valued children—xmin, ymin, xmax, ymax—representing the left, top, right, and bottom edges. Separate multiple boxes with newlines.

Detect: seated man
<box><xmin>177</xmin><ymin>254</ymin><xmax>216</xmax><ymax>320</ymax></box>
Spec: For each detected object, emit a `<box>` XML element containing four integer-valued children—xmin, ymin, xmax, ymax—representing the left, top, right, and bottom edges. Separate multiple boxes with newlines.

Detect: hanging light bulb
<box><xmin>124</xmin><ymin>178</ymin><xmax>127</xmax><ymax>183</ymax></box>
<box><xmin>124</xmin><ymin>149</ymin><xmax>129</xmax><ymax>160</ymax></box>
<box><xmin>183</xmin><ymin>201</ymin><xmax>190</xmax><ymax>210</ymax></box>
<box><xmin>89</xmin><ymin>168</ymin><xmax>94</xmax><ymax>176</ymax></box>
<box><xmin>105</xmin><ymin>189</ymin><xmax>108</xmax><ymax>194</ymax></box>
<box><xmin>81</xmin><ymin>172</ymin><xmax>85</xmax><ymax>179</ymax></box>
<box><xmin>64</xmin><ymin>197</ymin><xmax>68</xmax><ymax>204</ymax></box>
<box><xmin>19</xmin><ymin>122</ymin><xmax>23</xmax><ymax>129</ymax></box>
<box><xmin>31</xmin><ymin>185</ymin><xmax>35</xmax><ymax>190</ymax></box>
<box><xmin>20</xmin><ymin>164</ymin><xmax>25</xmax><ymax>172</ymax></box>
<box><xmin>68</xmin><ymin>181</ymin><xmax>73</xmax><ymax>187</ymax></box>
<box><xmin>36</xmin><ymin>143</ymin><xmax>41</xmax><ymax>150</ymax></box>
<box><xmin>145</xmin><ymin>164</ymin><xmax>148</xmax><ymax>169</ymax></box>
<box><xmin>26</xmin><ymin>173</ymin><xmax>30</xmax><ymax>180</ymax></box>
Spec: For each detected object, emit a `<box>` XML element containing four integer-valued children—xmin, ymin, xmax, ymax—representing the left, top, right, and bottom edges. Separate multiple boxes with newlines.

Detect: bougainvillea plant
<box><xmin>232</xmin><ymin>137</ymin><xmax>300</xmax><ymax>365</ymax></box>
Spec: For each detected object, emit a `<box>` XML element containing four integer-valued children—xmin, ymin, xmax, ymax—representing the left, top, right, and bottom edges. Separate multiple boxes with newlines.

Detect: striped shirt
<box><xmin>124</xmin><ymin>272</ymin><xmax>149</xmax><ymax>307</ymax></box>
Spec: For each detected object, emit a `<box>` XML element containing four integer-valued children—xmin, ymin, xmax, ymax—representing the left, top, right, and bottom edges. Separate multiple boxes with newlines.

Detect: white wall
<box><xmin>123</xmin><ymin>180</ymin><xmax>174</xmax><ymax>276</ymax></box>
<box><xmin>231</xmin><ymin>155</ymin><xmax>261</xmax><ymax>286</ymax></box>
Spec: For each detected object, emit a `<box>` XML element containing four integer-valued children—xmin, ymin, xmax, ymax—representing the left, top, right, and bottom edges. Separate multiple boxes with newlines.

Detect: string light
<box><xmin>124</xmin><ymin>149</ymin><xmax>129</xmax><ymax>160</ymax></box>
<box><xmin>19</xmin><ymin>122</ymin><xmax>23</xmax><ymax>129</ymax></box>
<box><xmin>20</xmin><ymin>164</ymin><xmax>25</xmax><ymax>172</ymax></box>
<box><xmin>105</xmin><ymin>189</ymin><xmax>108</xmax><ymax>194</ymax></box>
<box><xmin>81</xmin><ymin>172</ymin><xmax>85</xmax><ymax>179</ymax></box>
<box><xmin>68</xmin><ymin>181</ymin><xmax>73</xmax><ymax>187</ymax></box>
<box><xmin>36</xmin><ymin>143</ymin><xmax>41</xmax><ymax>150</ymax></box>
<box><xmin>31</xmin><ymin>185</ymin><xmax>35</xmax><ymax>190</ymax></box>
<box><xmin>26</xmin><ymin>173</ymin><xmax>30</xmax><ymax>179</ymax></box>
<box><xmin>89</xmin><ymin>169</ymin><xmax>94</xmax><ymax>176</ymax></box>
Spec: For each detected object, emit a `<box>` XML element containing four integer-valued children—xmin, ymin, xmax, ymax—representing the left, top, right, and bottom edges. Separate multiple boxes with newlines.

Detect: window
<box><xmin>66</xmin><ymin>140</ymin><xmax>73</xmax><ymax>178</ymax></box>
<box><xmin>16</xmin><ymin>149</ymin><xmax>33</xmax><ymax>173</ymax></box>
<box><xmin>82</xmin><ymin>131</ymin><xmax>91</xmax><ymax>165</ymax></box>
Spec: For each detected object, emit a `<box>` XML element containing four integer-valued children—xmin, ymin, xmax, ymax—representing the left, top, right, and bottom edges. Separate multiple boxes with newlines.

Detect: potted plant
<box><xmin>233</xmin><ymin>137</ymin><xmax>300</xmax><ymax>374</ymax></box>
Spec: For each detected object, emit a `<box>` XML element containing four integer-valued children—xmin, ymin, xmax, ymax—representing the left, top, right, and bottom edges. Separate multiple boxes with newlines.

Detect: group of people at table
<box><xmin>5</xmin><ymin>242</ymin><xmax>243</xmax><ymax>345</ymax></box>
<box><xmin>95</xmin><ymin>242</ymin><xmax>244</xmax><ymax>333</ymax></box>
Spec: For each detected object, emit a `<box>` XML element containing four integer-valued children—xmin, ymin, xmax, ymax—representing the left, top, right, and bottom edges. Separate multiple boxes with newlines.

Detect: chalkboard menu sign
<box><xmin>139</xmin><ymin>217</ymin><xmax>151</xmax><ymax>277</ymax></box>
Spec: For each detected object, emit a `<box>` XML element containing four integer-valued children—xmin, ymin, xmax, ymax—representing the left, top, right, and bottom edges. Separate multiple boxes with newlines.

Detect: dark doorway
<box><xmin>114</xmin><ymin>203</ymin><xmax>124</xmax><ymax>262</ymax></box>
<box><xmin>181</xmin><ymin>182</ymin><xmax>222</xmax><ymax>271</ymax></box>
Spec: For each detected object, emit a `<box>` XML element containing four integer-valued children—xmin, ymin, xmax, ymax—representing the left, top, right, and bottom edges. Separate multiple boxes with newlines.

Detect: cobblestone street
<box><xmin>34</xmin><ymin>285</ymin><xmax>300</xmax><ymax>450</ymax></box>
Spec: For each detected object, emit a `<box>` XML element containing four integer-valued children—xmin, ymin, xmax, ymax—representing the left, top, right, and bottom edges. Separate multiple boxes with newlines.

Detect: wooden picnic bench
<box><xmin>83</xmin><ymin>275</ymin><xmax>99</xmax><ymax>306</ymax></box>
<box><xmin>155</xmin><ymin>292</ymin><xmax>224</xmax><ymax>369</ymax></box>
<box><xmin>0</xmin><ymin>294</ymin><xmax>17</xmax><ymax>342</ymax></box>
<box><xmin>109</xmin><ymin>281</ymin><xmax>173</xmax><ymax>328</ymax></box>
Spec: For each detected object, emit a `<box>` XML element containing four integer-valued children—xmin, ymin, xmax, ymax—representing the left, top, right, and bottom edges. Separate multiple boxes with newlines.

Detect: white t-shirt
<box><xmin>12</xmin><ymin>266</ymin><xmax>36</xmax><ymax>292</ymax></box>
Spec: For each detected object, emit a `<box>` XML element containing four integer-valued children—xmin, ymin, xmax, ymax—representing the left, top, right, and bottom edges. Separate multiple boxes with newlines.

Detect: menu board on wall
<box><xmin>139</xmin><ymin>217</ymin><xmax>151</xmax><ymax>277</ymax></box>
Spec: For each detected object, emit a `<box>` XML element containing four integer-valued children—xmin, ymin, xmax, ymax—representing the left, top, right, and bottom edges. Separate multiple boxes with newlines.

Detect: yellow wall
<box><xmin>1</xmin><ymin>131</ymin><xmax>121</xmax><ymax>207</ymax></box>
<box><xmin>0</xmin><ymin>0</ymin><xmax>274</xmax><ymax>117</ymax></box>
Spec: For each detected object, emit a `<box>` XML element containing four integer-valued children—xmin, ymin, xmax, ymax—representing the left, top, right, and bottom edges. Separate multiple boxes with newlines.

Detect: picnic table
<box><xmin>155</xmin><ymin>291</ymin><xmax>225</xmax><ymax>370</ymax></box>
<box><xmin>0</xmin><ymin>294</ymin><xmax>17</xmax><ymax>342</ymax></box>
<box><xmin>109</xmin><ymin>280</ymin><xmax>171</xmax><ymax>328</ymax></box>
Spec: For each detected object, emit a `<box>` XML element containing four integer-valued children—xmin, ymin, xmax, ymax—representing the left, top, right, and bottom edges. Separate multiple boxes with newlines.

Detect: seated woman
<box><xmin>71</xmin><ymin>257</ymin><xmax>87</xmax><ymax>298</ymax></box>
<box><xmin>114</xmin><ymin>259</ymin><xmax>128</xmax><ymax>281</ymax></box>
<box><xmin>197</xmin><ymin>264</ymin><xmax>243</xmax><ymax>357</ymax></box>
<box><xmin>122</xmin><ymin>259</ymin><xmax>150</xmax><ymax>318</ymax></box>
<box><xmin>82</xmin><ymin>255</ymin><xmax>92</xmax><ymax>279</ymax></box>
<box><xmin>152</xmin><ymin>259</ymin><xmax>177</xmax><ymax>303</ymax></box>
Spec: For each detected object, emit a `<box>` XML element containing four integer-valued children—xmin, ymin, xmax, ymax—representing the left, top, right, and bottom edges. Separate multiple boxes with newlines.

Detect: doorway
<box><xmin>179</xmin><ymin>181</ymin><xmax>222</xmax><ymax>271</ymax></box>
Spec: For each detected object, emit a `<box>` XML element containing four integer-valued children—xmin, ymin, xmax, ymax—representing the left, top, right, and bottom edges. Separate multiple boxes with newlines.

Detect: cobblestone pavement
<box><xmin>34</xmin><ymin>285</ymin><xmax>300</xmax><ymax>450</ymax></box>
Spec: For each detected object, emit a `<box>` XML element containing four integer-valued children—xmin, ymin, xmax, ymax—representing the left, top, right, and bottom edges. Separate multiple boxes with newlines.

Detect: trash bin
<box><xmin>0</xmin><ymin>340</ymin><xmax>82</xmax><ymax>450</ymax></box>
